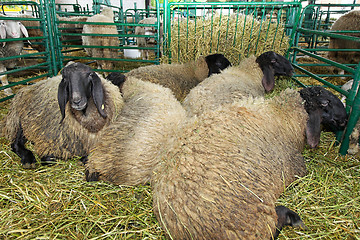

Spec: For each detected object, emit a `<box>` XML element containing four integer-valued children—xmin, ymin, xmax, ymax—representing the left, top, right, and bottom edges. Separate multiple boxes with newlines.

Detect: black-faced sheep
<box><xmin>152</xmin><ymin>86</ymin><xmax>347</xmax><ymax>240</ymax></box>
<box><xmin>84</xmin><ymin>75</ymin><xmax>187</xmax><ymax>185</ymax></box>
<box><xmin>135</xmin><ymin>17</ymin><xmax>163</xmax><ymax>60</ymax></box>
<box><xmin>2</xmin><ymin>62</ymin><xmax>123</xmax><ymax>168</ymax></box>
<box><xmin>182</xmin><ymin>51</ymin><xmax>294</xmax><ymax>117</ymax></box>
<box><xmin>328</xmin><ymin>10</ymin><xmax>360</xmax><ymax>69</ymax></box>
<box><xmin>0</xmin><ymin>17</ymin><xmax>29</xmax><ymax>95</ymax></box>
<box><xmin>124</xmin><ymin>53</ymin><xmax>231</xmax><ymax>101</ymax></box>
<box><xmin>82</xmin><ymin>7</ymin><xmax>119</xmax><ymax>74</ymax></box>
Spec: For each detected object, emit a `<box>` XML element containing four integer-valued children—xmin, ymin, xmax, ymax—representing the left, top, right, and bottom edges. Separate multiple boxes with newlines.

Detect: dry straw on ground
<box><xmin>161</xmin><ymin>13</ymin><xmax>290</xmax><ymax>65</ymax></box>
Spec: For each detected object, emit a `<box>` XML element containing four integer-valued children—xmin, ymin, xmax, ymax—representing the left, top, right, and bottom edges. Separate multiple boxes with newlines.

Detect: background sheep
<box><xmin>2</xmin><ymin>62</ymin><xmax>123</xmax><ymax>169</ymax></box>
<box><xmin>82</xmin><ymin>7</ymin><xmax>119</xmax><ymax>74</ymax></box>
<box><xmin>182</xmin><ymin>51</ymin><xmax>294</xmax><ymax>117</ymax></box>
<box><xmin>57</xmin><ymin>15</ymin><xmax>89</xmax><ymax>47</ymax></box>
<box><xmin>135</xmin><ymin>17</ymin><xmax>163</xmax><ymax>60</ymax></box>
<box><xmin>152</xmin><ymin>87</ymin><xmax>347</xmax><ymax>239</ymax></box>
<box><xmin>15</xmin><ymin>14</ymin><xmax>45</xmax><ymax>52</ymax></box>
<box><xmin>85</xmin><ymin>75</ymin><xmax>187</xmax><ymax>185</ymax></box>
<box><xmin>328</xmin><ymin>10</ymin><xmax>360</xmax><ymax>74</ymax></box>
<box><xmin>0</xmin><ymin>17</ymin><xmax>29</xmax><ymax>95</ymax></box>
<box><xmin>125</xmin><ymin>53</ymin><xmax>231</xmax><ymax>101</ymax></box>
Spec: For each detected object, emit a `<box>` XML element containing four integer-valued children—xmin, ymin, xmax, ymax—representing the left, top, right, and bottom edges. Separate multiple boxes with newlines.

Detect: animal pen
<box><xmin>0</xmin><ymin>0</ymin><xmax>359</xmax><ymax>239</ymax></box>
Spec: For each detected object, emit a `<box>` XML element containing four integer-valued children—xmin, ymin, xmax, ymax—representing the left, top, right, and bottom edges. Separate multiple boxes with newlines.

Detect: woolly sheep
<box><xmin>84</xmin><ymin>75</ymin><xmax>187</xmax><ymax>185</ymax></box>
<box><xmin>135</xmin><ymin>17</ymin><xmax>163</xmax><ymax>60</ymax></box>
<box><xmin>0</xmin><ymin>17</ymin><xmax>29</xmax><ymax>95</ymax></box>
<box><xmin>57</xmin><ymin>14</ymin><xmax>89</xmax><ymax>47</ymax></box>
<box><xmin>328</xmin><ymin>10</ymin><xmax>360</xmax><ymax>75</ymax></box>
<box><xmin>152</xmin><ymin>87</ymin><xmax>347</xmax><ymax>239</ymax></box>
<box><xmin>183</xmin><ymin>51</ymin><xmax>294</xmax><ymax>117</ymax></box>
<box><xmin>82</xmin><ymin>7</ymin><xmax>119</xmax><ymax>74</ymax></box>
<box><xmin>3</xmin><ymin>62</ymin><xmax>123</xmax><ymax>169</ymax></box>
<box><xmin>125</xmin><ymin>53</ymin><xmax>231</xmax><ymax>101</ymax></box>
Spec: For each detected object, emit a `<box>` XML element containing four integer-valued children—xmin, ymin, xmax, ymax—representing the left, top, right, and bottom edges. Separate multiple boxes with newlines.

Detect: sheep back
<box><xmin>82</xmin><ymin>12</ymin><xmax>119</xmax><ymax>70</ymax></box>
<box><xmin>85</xmin><ymin>77</ymin><xmax>187</xmax><ymax>185</ymax></box>
<box><xmin>328</xmin><ymin>10</ymin><xmax>360</xmax><ymax>64</ymax></box>
<box><xmin>125</xmin><ymin>56</ymin><xmax>209</xmax><ymax>101</ymax></box>
<box><xmin>3</xmin><ymin>75</ymin><xmax>123</xmax><ymax>160</ymax></box>
<box><xmin>152</xmin><ymin>89</ymin><xmax>307</xmax><ymax>239</ymax></box>
<box><xmin>182</xmin><ymin>56</ymin><xmax>263</xmax><ymax>117</ymax></box>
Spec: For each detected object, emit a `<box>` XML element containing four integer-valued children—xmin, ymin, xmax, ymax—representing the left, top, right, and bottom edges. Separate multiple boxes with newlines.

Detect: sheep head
<box><xmin>299</xmin><ymin>86</ymin><xmax>348</xmax><ymax>148</ymax></box>
<box><xmin>204</xmin><ymin>53</ymin><xmax>231</xmax><ymax>77</ymax></box>
<box><xmin>255</xmin><ymin>51</ymin><xmax>294</xmax><ymax>92</ymax></box>
<box><xmin>0</xmin><ymin>19</ymin><xmax>29</xmax><ymax>47</ymax></box>
<box><xmin>58</xmin><ymin>62</ymin><xmax>107</xmax><ymax>123</ymax></box>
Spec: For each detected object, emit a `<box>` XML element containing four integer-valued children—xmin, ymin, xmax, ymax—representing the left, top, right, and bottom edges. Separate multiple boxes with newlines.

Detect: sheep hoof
<box><xmin>85</xmin><ymin>169</ymin><xmax>100</xmax><ymax>182</ymax></box>
<box><xmin>22</xmin><ymin>162</ymin><xmax>37</xmax><ymax>169</ymax></box>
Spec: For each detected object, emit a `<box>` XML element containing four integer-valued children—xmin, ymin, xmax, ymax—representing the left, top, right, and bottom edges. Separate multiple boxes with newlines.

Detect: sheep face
<box><xmin>58</xmin><ymin>62</ymin><xmax>107</xmax><ymax>123</ymax></box>
<box><xmin>300</xmin><ymin>86</ymin><xmax>348</xmax><ymax>148</ymax></box>
<box><xmin>204</xmin><ymin>53</ymin><xmax>232</xmax><ymax>76</ymax></box>
<box><xmin>0</xmin><ymin>20</ymin><xmax>28</xmax><ymax>40</ymax></box>
<box><xmin>255</xmin><ymin>51</ymin><xmax>294</xmax><ymax>92</ymax></box>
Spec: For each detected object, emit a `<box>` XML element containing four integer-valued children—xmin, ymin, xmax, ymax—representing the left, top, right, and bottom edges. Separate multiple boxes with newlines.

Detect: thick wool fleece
<box><xmin>3</xmin><ymin>74</ymin><xmax>123</xmax><ymax>160</ymax></box>
<box><xmin>152</xmin><ymin>89</ymin><xmax>308</xmax><ymax>240</ymax></box>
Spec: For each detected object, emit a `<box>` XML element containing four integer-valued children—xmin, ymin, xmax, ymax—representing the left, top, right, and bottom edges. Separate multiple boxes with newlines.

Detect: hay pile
<box><xmin>161</xmin><ymin>13</ymin><xmax>290</xmax><ymax>65</ymax></box>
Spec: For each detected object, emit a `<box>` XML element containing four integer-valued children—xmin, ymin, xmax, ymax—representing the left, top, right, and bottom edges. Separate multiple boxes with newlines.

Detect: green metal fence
<box><xmin>0</xmin><ymin>0</ymin><xmax>52</xmax><ymax>102</ymax></box>
<box><xmin>162</xmin><ymin>1</ymin><xmax>302</xmax><ymax>65</ymax></box>
<box><xmin>289</xmin><ymin>4</ymin><xmax>360</xmax><ymax>155</ymax></box>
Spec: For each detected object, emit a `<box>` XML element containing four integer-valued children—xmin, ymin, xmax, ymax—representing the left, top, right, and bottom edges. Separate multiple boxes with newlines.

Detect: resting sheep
<box><xmin>328</xmin><ymin>10</ymin><xmax>360</xmax><ymax>75</ymax></box>
<box><xmin>152</xmin><ymin>86</ymin><xmax>347</xmax><ymax>239</ymax></box>
<box><xmin>183</xmin><ymin>51</ymin><xmax>294</xmax><ymax>117</ymax></box>
<box><xmin>135</xmin><ymin>17</ymin><xmax>163</xmax><ymax>60</ymax></box>
<box><xmin>125</xmin><ymin>53</ymin><xmax>231</xmax><ymax>101</ymax></box>
<box><xmin>0</xmin><ymin>17</ymin><xmax>29</xmax><ymax>95</ymax></box>
<box><xmin>82</xmin><ymin>7</ymin><xmax>119</xmax><ymax>74</ymax></box>
<box><xmin>3</xmin><ymin>62</ymin><xmax>123</xmax><ymax>168</ymax></box>
<box><xmin>85</xmin><ymin>75</ymin><xmax>187</xmax><ymax>185</ymax></box>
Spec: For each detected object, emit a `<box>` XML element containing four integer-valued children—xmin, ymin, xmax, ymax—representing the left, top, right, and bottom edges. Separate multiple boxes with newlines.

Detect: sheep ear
<box><xmin>305</xmin><ymin>109</ymin><xmax>322</xmax><ymax>148</ymax></box>
<box><xmin>58</xmin><ymin>77</ymin><xmax>69</xmax><ymax>124</ymax></box>
<box><xmin>91</xmin><ymin>73</ymin><xmax>107</xmax><ymax>118</ymax></box>
<box><xmin>0</xmin><ymin>22</ymin><xmax>6</xmax><ymax>42</ymax></box>
<box><xmin>19</xmin><ymin>22</ymin><xmax>29</xmax><ymax>37</ymax></box>
<box><xmin>261</xmin><ymin>65</ymin><xmax>275</xmax><ymax>92</ymax></box>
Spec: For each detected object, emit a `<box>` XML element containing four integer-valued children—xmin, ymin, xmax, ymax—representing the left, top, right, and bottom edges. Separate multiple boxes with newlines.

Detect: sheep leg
<box><xmin>272</xmin><ymin>205</ymin><xmax>307</xmax><ymax>239</ymax></box>
<box><xmin>11</xmin><ymin>125</ymin><xmax>36</xmax><ymax>169</ymax></box>
<box><xmin>85</xmin><ymin>169</ymin><xmax>100</xmax><ymax>182</ymax></box>
<box><xmin>0</xmin><ymin>65</ymin><xmax>13</xmax><ymax>96</ymax></box>
<box><xmin>40</xmin><ymin>155</ymin><xmax>57</xmax><ymax>166</ymax></box>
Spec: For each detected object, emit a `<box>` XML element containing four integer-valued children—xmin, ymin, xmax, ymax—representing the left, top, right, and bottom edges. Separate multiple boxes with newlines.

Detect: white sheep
<box><xmin>82</xmin><ymin>7</ymin><xmax>119</xmax><ymax>74</ymax></box>
<box><xmin>183</xmin><ymin>51</ymin><xmax>294</xmax><ymax>117</ymax></box>
<box><xmin>0</xmin><ymin>17</ymin><xmax>29</xmax><ymax>95</ymax></box>
<box><xmin>328</xmin><ymin>10</ymin><xmax>360</xmax><ymax>77</ymax></box>
<box><xmin>152</xmin><ymin>87</ymin><xmax>347</xmax><ymax>239</ymax></box>
<box><xmin>135</xmin><ymin>17</ymin><xmax>163</xmax><ymax>60</ymax></box>
<box><xmin>3</xmin><ymin>62</ymin><xmax>123</xmax><ymax>168</ymax></box>
<box><xmin>85</xmin><ymin>75</ymin><xmax>187</xmax><ymax>185</ymax></box>
<box><xmin>125</xmin><ymin>53</ymin><xmax>231</xmax><ymax>101</ymax></box>
<box><xmin>57</xmin><ymin>14</ymin><xmax>89</xmax><ymax>47</ymax></box>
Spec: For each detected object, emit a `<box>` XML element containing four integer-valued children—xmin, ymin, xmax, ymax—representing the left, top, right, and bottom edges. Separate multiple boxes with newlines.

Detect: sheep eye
<box><xmin>271</xmin><ymin>59</ymin><xmax>276</xmax><ymax>63</ymax></box>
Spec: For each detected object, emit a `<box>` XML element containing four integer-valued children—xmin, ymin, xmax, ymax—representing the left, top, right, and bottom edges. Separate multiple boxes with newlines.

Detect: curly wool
<box><xmin>152</xmin><ymin>88</ymin><xmax>308</xmax><ymax>240</ymax></box>
<box><xmin>3</xmin><ymin>74</ymin><xmax>123</xmax><ymax>160</ymax></box>
<box><xmin>124</xmin><ymin>56</ymin><xmax>209</xmax><ymax>101</ymax></box>
<box><xmin>85</xmin><ymin>76</ymin><xmax>187</xmax><ymax>185</ymax></box>
<box><xmin>182</xmin><ymin>56</ymin><xmax>264</xmax><ymax>117</ymax></box>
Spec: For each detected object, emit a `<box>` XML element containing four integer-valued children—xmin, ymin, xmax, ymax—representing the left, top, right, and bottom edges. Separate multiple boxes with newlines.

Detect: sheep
<box><xmin>152</xmin><ymin>86</ymin><xmax>347</xmax><ymax>240</ymax></box>
<box><xmin>0</xmin><ymin>17</ymin><xmax>29</xmax><ymax>95</ymax></box>
<box><xmin>182</xmin><ymin>51</ymin><xmax>294</xmax><ymax>117</ymax></box>
<box><xmin>328</xmin><ymin>10</ymin><xmax>360</xmax><ymax>76</ymax></box>
<box><xmin>2</xmin><ymin>62</ymin><xmax>124</xmax><ymax>169</ymax></box>
<box><xmin>84</xmin><ymin>75</ymin><xmax>188</xmax><ymax>185</ymax></box>
<box><xmin>82</xmin><ymin>7</ymin><xmax>119</xmax><ymax>74</ymax></box>
<box><xmin>57</xmin><ymin>14</ymin><xmax>89</xmax><ymax>47</ymax></box>
<box><xmin>125</xmin><ymin>53</ymin><xmax>231</xmax><ymax>101</ymax></box>
<box><xmin>135</xmin><ymin>17</ymin><xmax>163</xmax><ymax>60</ymax></box>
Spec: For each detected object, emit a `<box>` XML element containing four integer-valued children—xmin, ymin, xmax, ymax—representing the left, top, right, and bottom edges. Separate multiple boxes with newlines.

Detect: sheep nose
<box><xmin>72</xmin><ymin>92</ymin><xmax>82</xmax><ymax>104</ymax></box>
